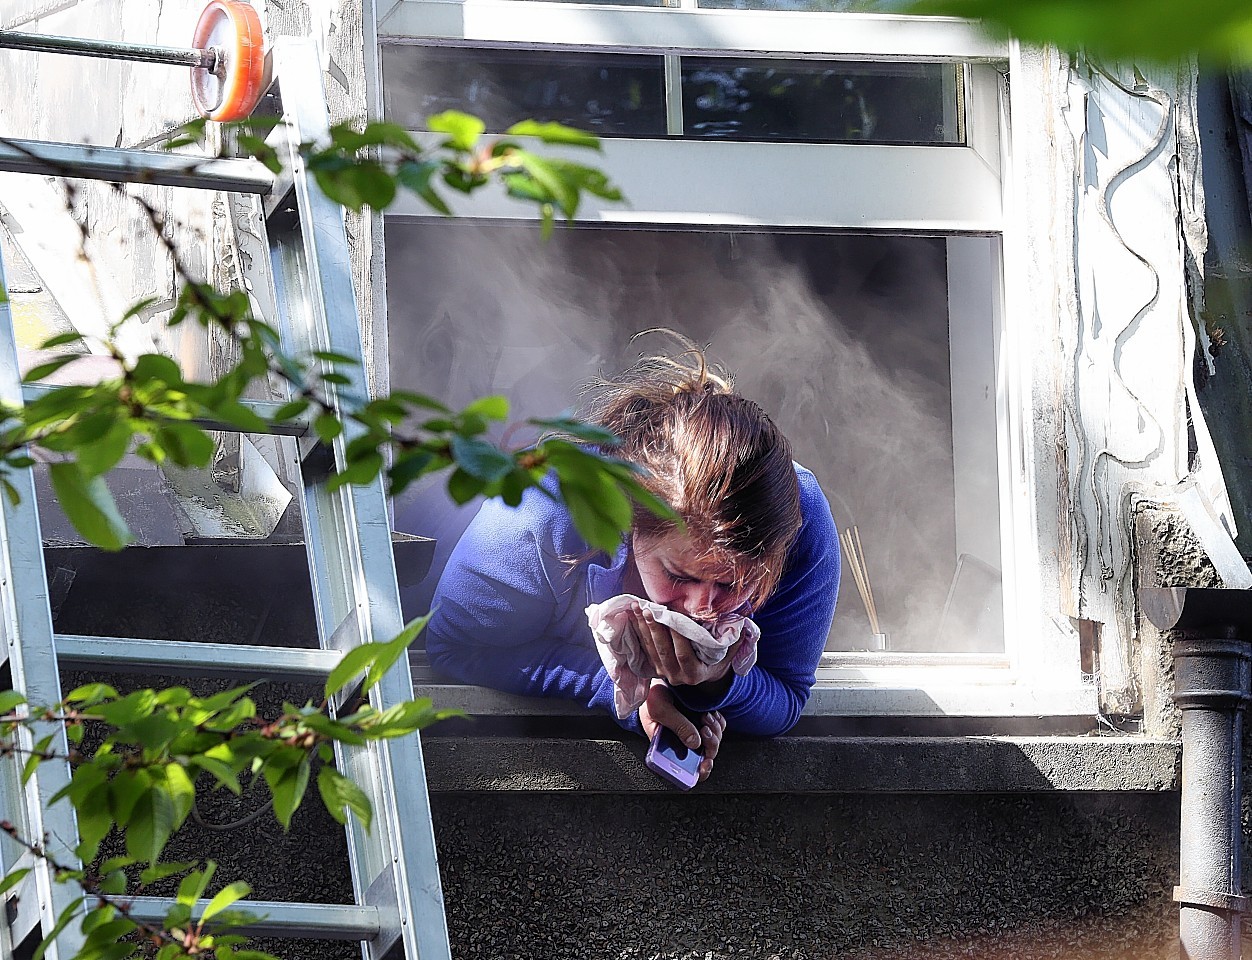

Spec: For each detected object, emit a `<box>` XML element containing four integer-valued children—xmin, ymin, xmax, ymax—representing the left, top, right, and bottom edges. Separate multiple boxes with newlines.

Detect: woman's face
<box><xmin>631</xmin><ymin>530</ymin><xmax>754</xmax><ymax>622</ymax></box>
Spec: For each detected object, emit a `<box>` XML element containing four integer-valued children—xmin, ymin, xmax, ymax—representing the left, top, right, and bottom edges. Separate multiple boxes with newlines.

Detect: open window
<box><xmin>375</xmin><ymin>0</ymin><xmax>1095</xmax><ymax>721</ymax></box>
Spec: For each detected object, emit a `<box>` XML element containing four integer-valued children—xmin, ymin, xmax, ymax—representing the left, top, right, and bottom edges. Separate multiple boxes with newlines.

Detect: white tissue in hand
<box><xmin>585</xmin><ymin>594</ymin><xmax>760</xmax><ymax>719</ymax></box>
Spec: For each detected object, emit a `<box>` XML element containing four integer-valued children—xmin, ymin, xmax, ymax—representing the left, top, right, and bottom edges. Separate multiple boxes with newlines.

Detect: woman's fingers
<box><xmin>635</xmin><ymin>606</ymin><xmax>681</xmax><ymax>679</ymax></box>
<box><xmin>644</xmin><ymin>683</ymin><xmax>700</xmax><ymax>746</ymax></box>
<box><xmin>635</xmin><ymin>607</ymin><xmax>716</xmax><ymax>685</ymax></box>
<box><xmin>697</xmin><ymin>711</ymin><xmax>725</xmax><ymax>782</ymax></box>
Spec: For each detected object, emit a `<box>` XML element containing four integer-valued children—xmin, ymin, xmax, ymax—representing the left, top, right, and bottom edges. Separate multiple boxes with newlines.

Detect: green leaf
<box><xmin>138</xmin><ymin>860</ymin><xmax>196</xmax><ymax>885</ymax></box>
<box><xmin>0</xmin><ymin>689</ymin><xmax>26</xmax><ymax>716</ymax></box>
<box><xmin>48</xmin><ymin>462</ymin><xmax>133</xmax><ymax>551</ymax></box>
<box><xmin>327</xmin><ymin>450</ymin><xmax>384</xmax><ymax>491</ymax></box>
<box><xmin>161</xmin><ymin>763</ymin><xmax>197</xmax><ymax>832</ymax></box>
<box><xmin>445</xmin><ymin>467</ymin><xmax>484</xmax><ymax>505</ymax></box>
<box><xmin>81</xmin><ymin>917</ymin><xmax>136</xmax><ymax>949</ymax></box>
<box><xmin>65</xmin><ymin>682</ymin><xmax>118</xmax><ymax>704</ymax></box>
<box><xmin>94</xmin><ymin>688</ymin><xmax>157</xmax><ymax>726</ymax></box>
<box><xmin>427</xmin><ymin>110</ymin><xmax>486</xmax><ymax>151</ymax></box>
<box><xmin>263</xmin><ymin>756</ymin><xmax>310</xmax><ymax>830</ymax></box>
<box><xmin>201</xmin><ymin>880</ymin><xmax>252</xmax><ymax>923</ymax></box>
<box><xmin>317</xmin><ymin>766</ymin><xmax>372</xmax><ymax>832</ymax></box>
<box><xmin>153</xmin><ymin>422</ymin><xmax>217</xmax><ymax>468</ymax></box>
<box><xmin>189</xmin><ymin>755</ymin><xmax>243</xmax><ymax>794</ymax></box>
<box><xmin>75</xmin><ymin>418</ymin><xmax>133</xmax><ymax>478</ymax></box>
<box><xmin>203</xmin><ymin>399</ymin><xmax>271</xmax><ymax>433</ymax></box>
<box><xmin>176</xmin><ymin>864</ymin><xmax>216</xmax><ymax>909</ymax></box>
<box><xmin>0</xmin><ymin>867</ymin><xmax>30</xmax><ymax>895</ymax></box>
<box><xmin>239</xmin><ymin>133</ymin><xmax>282</xmax><ymax>174</ymax></box>
<box><xmin>396</xmin><ymin>159</ymin><xmax>453</xmax><ymax>216</ymax></box>
<box><xmin>22</xmin><ymin>354</ymin><xmax>80</xmax><ymax>383</ymax></box>
<box><xmin>449</xmin><ymin>436</ymin><xmax>514</xmax><ymax>483</ymax></box>
<box><xmin>505</xmin><ymin>120</ymin><xmax>601</xmax><ymax>149</ymax></box>
<box><xmin>130</xmin><ymin>353</ymin><xmax>182</xmax><ymax>385</ymax></box>
<box><xmin>462</xmin><ymin>394</ymin><xmax>510</xmax><ymax>421</ymax></box>
<box><xmin>312</xmin><ymin>350</ymin><xmax>358</xmax><ymax>366</ymax></box>
<box><xmin>324</xmin><ymin>644</ymin><xmax>382</xmax><ymax>700</ymax></box>
<box><xmin>273</xmin><ymin>398</ymin><xmax>310</xmax><ymax>421</ymax></box>
<box><xmin>386</xmin><ymin>449</ymin><xmax>437</xmax><ymax>495</ymax></box>
<box><xmin>38</xmin><ymin>331</ymin><xmax>86</xmax><ymax>350</ymax></box>
<box><xmin>509</xmin><ymin>152</ymin><xmax>580</xmax><ymax>219</ymax></box>
<box><xmin>913</xmin><ymin>0</ymin><xmax>1252</xmax><ymax>62</ymax></box>
<box><xmin>324</xmin><ymin>614</ymin><xmax>430</xmax><ymax>699</ymax></box>
<box><xmin>125</xmin><ymin>778</ymin><xmax>178</xmax><ymax>864</ymax></box>
<box><xmin>389</xmin><ymin>390</ymin><xmax>450</xmax><ymax>414</ymax></box>
<box><xmin>314</xmin><ymin>413</ymin><xmax>343</xmax><ymax>444</ymax></box>
<box><xmin>313</xmin><ymin>161</ymin><xmax>396</xmax><ymax>212</ymax></box>
<box><xmin>32</xmin><ymin>900</ymin><xmax>81</xmax><ymax>960</ymax></box>
<box><xmin>1</xmin><ymin>478</ymin><xmax>20</xmax><ymax>508</ymax></box>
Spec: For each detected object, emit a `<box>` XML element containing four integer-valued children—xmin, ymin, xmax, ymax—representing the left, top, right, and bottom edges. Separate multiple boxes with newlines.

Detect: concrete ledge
<box><xmin>421</xmin><ymin>735</ymin><xmax>1181</xmax><ymax>794</ymax></box>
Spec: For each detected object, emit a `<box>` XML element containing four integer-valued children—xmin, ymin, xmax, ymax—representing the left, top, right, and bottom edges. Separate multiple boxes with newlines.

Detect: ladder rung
<box><xmin>20</xmin><ymin>384</ymin><xmax>310</xmax><ymax>437</ymax></box>
<box><xmin>0</xmin><ymin>138</ymin><xmax>274</xmax><ymax>194</ymax></box>
<box><xmin>55</xmin><ymin>635</ymin><xmax>339</xmax><ymax>681</ymax></box>
<box><xmin>123</xmin><ymin>897</ymin><xmax>380</xmax><ymax>940</ymax></box>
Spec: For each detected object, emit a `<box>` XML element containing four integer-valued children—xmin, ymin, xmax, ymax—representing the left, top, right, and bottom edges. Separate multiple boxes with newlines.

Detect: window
<box><xmin>375</xmin><ymin>0</ymin><xmax>1095</xmax><ymax>719</ymax></box>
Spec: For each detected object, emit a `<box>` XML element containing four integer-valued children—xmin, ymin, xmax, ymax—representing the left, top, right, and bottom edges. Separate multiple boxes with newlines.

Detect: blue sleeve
<box><xmin>423</xmin><ymin>484</ymin><xmax>625</xmax><ymax>723</ymax></box>
<box><xmin>672</xmin><ymin>466</ymin><xmax>839</xmax><ymax>736</ymax></box>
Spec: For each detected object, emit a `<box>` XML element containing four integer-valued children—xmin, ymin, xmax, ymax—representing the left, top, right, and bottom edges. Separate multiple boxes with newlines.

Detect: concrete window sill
<box><xmin>419</xmin><ymin>734</ymin><xmax>1181</xmax><ymax>794</ymax></box>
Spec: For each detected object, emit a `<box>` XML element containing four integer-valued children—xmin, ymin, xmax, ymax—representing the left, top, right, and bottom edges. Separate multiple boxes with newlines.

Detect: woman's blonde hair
<box><xmin>582</xmin><ymin>333</ymin><xmax>802</xmax><ymax>607</ymax></box>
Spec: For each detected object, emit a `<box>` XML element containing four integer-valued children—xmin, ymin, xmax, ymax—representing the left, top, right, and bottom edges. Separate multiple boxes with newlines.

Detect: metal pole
<box><xmin>1174</xmin><ymin>632</ymin><xmax>1251</xmax><ymax>960</ymax></box>
<box><xmin>0</xmin><ymin>29</ymin><xmax>217</xmax><ymax>71</ymax></box>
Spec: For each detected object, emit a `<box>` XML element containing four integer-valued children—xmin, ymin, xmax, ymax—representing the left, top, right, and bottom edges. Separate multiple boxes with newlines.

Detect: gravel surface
<box><xmin>432</xmin><ymin>792</ymin><xmax>1179</xmax><ymax>960</ymax></box>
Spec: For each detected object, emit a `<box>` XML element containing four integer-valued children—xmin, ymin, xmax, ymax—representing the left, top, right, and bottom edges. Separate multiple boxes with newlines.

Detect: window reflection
<box><xmin>681</xmin><ymin>59</ymin><xmax>960</xmax><ymax>143</ymax></box>
<box><xmin>383</xmin><ymin>45</ymin><xmax>668</xmax><ymax>137</ymax></box>
<box><xmin>383</xmin><ymin>44</ymin><xmax>964</xmax><ymax>145</ymax></box>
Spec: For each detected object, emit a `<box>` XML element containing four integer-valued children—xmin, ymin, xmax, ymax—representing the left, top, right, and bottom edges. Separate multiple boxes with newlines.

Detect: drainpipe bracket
<box><xmin>1173</xmin><ymin>886</ymin><xmax>1248</xmax><ymax>913</ymax></box>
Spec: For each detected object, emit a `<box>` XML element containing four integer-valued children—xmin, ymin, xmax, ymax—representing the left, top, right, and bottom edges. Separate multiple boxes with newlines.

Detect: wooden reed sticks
<box><xmin>839</xmin><ymin>525</ymin><xmax>880</xmax><ymax>636</ymax></box>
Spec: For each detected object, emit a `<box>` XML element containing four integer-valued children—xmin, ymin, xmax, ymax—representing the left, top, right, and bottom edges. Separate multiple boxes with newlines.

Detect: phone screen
<box><xmin>646</xmin><ymin>724</ymin><xmax>703</xmax><ymax>790</ymax></box>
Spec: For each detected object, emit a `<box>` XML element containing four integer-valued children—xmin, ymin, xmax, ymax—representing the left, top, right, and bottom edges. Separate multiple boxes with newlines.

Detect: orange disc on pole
<box><xmin>190</xmin><ymin>0</ymin><xmax>266</xmax><ymax>122</ymax></box>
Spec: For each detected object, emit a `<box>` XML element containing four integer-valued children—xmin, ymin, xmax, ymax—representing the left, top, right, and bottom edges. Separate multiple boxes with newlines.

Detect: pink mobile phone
<box><xmin>645</xmin><ymin>723</ymin><xmax>703</xmax><ymax>790</ymax></box>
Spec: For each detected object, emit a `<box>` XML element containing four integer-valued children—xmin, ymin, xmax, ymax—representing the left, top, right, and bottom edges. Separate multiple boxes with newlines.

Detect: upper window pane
<box><xmin>383</xmin><ymin>45</ymin><xmax>963</xmax><ymax>145</ymax></box>
<box><xmin>382</xmin><ymin>45</ymin><xmax>669</xmax><ymax>137</ymax></box>
<box><xmin>681</xmin><ymin>58</ymin><xmax>961</xmax><ymax>143</ymax></box>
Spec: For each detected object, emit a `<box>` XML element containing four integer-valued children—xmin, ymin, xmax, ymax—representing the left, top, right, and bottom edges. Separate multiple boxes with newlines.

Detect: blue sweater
<box><xmin>424</xmin><ymin>464</ymin><xmax>840</xmax><ymax>736</ymax></box>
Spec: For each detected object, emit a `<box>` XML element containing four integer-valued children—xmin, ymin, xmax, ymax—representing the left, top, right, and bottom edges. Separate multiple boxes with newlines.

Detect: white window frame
<box><xmin>374</xmin><ymin>0</ymin><xmax>1097</xmax><ymax>720</ymax></box>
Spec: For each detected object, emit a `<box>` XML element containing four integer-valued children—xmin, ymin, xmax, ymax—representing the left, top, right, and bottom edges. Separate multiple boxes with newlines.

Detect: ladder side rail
<box><xmin>0</xmin><ymin>250</ymin><xmax>85</xmax><ymax>958</ymax></box>
<box><xmin>267</xmin><ymin>37</ymin><xmax>450</xmax><ymax>960</ymax></box>
<box><xmin>20</xmin><ymin>385</ymin><xmax>311</xmax><ymax>436</ymax></box>
<box><xmin>0</xmin><ymin>138</ymin><xmax>274</xmax><ymax>195</ymax></box>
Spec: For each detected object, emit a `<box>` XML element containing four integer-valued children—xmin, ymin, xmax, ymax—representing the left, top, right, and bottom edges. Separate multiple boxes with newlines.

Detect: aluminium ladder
<box><xmin>0</xmin><ymin>36</ymin><xmax>450</xmax><ymax>960</ymax></box>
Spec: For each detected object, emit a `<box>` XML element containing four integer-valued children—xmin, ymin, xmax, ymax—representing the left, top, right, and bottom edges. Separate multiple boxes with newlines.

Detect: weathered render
<box><xmin>4</xmin><ymin>2</ymin><xmax>1252</xmax><ymax>959</ymax></box>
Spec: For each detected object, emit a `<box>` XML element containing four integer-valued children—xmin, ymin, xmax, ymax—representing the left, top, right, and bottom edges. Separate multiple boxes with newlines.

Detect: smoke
<box><xmin>386</xmin><ymin>220</ymin><xmax>1002</xmax><ymax>653</ymax></box>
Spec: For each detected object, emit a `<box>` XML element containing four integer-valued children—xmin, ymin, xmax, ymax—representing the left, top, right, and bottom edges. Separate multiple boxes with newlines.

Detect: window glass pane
<box><xmin>681</xmin><ymin>58</ymin><xmax>961</xmax><ymax>143</ymax></box>
<box><xmin>382</xmin><ymin>45</ymin><xmax>668</xmax><ymax>136</ymax></box>
<box><xmin>387</xmin><ymin>220</ymin><xmax>1004</xmax><ymax>655</ymax></box>
<box><xmin>697</xmin><ymin>0</ymin><xmax>912</xmax><ymax>10</ymax></box>
<box><xmin>498</xmin><ymin>0</ymin><xmax>667</xmax><ymax>5</ymax></box>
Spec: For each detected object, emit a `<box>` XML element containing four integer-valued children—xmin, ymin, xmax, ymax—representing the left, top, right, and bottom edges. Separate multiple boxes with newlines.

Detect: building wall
<box><xmin>48</xmin><ymin>546</ymin><xmax>1184</xmax><ymax>960</ymax></box>
<box><xmin>5</xmin><ymin>5</ymin><xmax>1248</xmax><ymax>959</ymax></box>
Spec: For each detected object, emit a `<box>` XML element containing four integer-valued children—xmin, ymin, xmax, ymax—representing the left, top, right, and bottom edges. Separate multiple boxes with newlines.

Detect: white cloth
<box><xmin>585</xmin><ymin>594</ymin><xmax>760</xmax><ymax>719</ymax></box>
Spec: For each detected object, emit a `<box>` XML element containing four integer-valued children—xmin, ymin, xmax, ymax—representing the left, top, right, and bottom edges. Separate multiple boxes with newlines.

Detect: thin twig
<box><xmin>840</xmin><ymin>525</ymin><xmax>879</xmax><ymax>635</ymax></box>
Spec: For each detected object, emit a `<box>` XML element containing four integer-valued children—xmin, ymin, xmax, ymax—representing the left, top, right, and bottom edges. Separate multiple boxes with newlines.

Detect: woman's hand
<box><xmin>631</xmin><ymin>603</ymin><xmax>735</xmax><ymax>690</ymax></box>
<box><xmin>639</xmin><ymin>684</ymin><xmax>726</xmax><ymax>784</ymax></box>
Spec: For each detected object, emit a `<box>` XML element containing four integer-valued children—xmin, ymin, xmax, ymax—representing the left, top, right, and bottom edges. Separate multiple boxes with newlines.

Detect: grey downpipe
<box><xmin>1175</xmin><ymin>634</ymin><xmax>1250</xmax><ymax>960</ymax></box>
<box><xmin>1143</xmin><ymin>588</ymin><xmax>1252</xmax><ymax>960</ymax></box>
